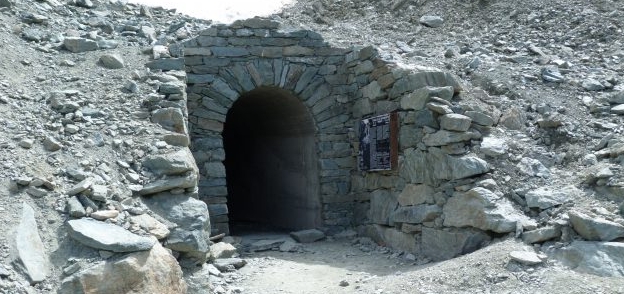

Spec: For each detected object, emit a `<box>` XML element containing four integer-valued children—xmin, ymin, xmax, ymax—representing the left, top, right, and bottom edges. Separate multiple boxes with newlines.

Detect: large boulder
<box><xmin>143</xmin><ymin>149</ymin><xmax>197</xmax><ymax>176</ymax></box>
<box><xmin>421</xmin><ymin>227</ymin><xmax>491</xmax><ymax>261</ymax></box>
<box><xmin>525</xmin><ymin>186</ymin><xmax>579</xmax><ymax>209</ymax></box>
<box><xmin>11</xmin><ymin>203</ymin><xmax>50</xmax><ymax>284</ymax></box>
<box><xmin>443</xmin><ymin>187</ymin><xmax>527</xmax><ymax>233</ymax></box>
<box><xmin>67</xmin><ymin>219</ymin><xmax>156</xmax><ymax>252</ymax></box>
<box><xmin>554</xmin><ymin>241</ymin><xmax>624</xmax><ymax>277</ymax></box>
<box><xmin>141</xmin><ymin>194</ymin><xmax>210</xmax><ymax>263</ymax></box>
<box><xmin>59</xmin><ymin>243</ymin><xmax>187</xmax><ymax>293</ymax></box>
<box><xmin>568</xmin><ymin>211</ymin><xmax>624</xmax><ymax>241</ymax></box>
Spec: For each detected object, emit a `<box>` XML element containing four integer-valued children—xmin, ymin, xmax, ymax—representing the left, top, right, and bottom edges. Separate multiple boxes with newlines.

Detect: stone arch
<box><xmin>184</xmin><ymin>20</ymin><xmax>356</xmax><ymax>235</ymax></box>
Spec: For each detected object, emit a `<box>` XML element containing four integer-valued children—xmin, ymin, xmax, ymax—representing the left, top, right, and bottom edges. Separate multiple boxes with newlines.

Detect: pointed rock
<box><xmin>11</xmin><ymin>203</ymin><xmax>50</xmax><ymax>284</ymax></box>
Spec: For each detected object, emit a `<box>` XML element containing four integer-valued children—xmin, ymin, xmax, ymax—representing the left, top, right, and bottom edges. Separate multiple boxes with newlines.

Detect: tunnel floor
<box><xmin>223</xmin><ymin>87</ymin><xmax>321</xmax><ymax>232</ymax></box>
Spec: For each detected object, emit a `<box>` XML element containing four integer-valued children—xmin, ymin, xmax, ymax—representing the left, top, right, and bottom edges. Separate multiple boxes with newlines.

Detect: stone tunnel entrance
<box><xmin>223</xmin><ymin>87</ymin><xmax>321</xmax><ymax>232</ymax></box>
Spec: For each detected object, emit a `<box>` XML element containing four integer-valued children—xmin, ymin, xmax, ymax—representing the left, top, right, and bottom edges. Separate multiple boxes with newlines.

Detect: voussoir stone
<box><xmin>67</xmin><ymin>219</ymin><xmax>156</xmax><ymax>252</ymax></box>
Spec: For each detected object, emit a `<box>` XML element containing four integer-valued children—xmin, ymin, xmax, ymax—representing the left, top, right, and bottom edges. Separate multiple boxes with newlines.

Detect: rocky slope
<box><xmin>0</xmin><ymin>0</ymin><xmax>623</xmax><ymax>293</ymax></box>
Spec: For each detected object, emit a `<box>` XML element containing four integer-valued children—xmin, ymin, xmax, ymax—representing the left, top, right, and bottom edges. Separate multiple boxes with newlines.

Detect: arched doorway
<box><xmin>223</xmin><ymin>87</ymin><xmax>321</xmax><ymax>232</ymax></box>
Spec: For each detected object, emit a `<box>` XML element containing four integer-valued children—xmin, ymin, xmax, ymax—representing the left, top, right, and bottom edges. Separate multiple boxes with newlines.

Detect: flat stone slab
<box><xmin>510</xmin><ymin>251</ymin><xmax>544</xmax><ymax>265</ymax></box>
<box><xmin>12</xmin><ymin>203</ymin><xmax>50</xmax><ymax>284</ymax></box>
<box><xmin>290</xmin><ymin>229</ymin><xmax>326</xmax><ymax>243</ymax></box>
<box><xmin>67</xmin><ymin>219</ymin><xmax>156</xmax><ymax>252</ymax></box>
<box><xmin>213</xmin><ymin>258</ymin><xmax>246</xmax><ymax>271</ymax></box>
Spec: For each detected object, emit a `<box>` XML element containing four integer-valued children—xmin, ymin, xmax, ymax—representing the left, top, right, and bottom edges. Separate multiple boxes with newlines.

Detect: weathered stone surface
<box><xmin>400</xmin><ymin>87</ymin><xmax>429</xmax><ymax>110</ymax></box>
<box><xmin>290</xmin><ymin>229</ymin><xmax>326</xmax><ymax>243</ymax></box>
<box><xmin>443</xmin><ymin>152</ymin><xmax>490</xmax><ymax>180</ymax></box>
<box><xmin>423</xmin><ymin>130</ymin><xmax>473</xmax><ymax>146</ymax></box>
<box><xmin>129</xmin><ymin>214</ymin><xmax>170</xmax><ymax>239</ymax></box>
<box><xmin>205</xmin><ymin>162</ymin><xmax>226</xmax><ymax>178</ymax></box>
<box><xmin>249</xmin><ymin>239</ymin><xmax>285</xmax><ymax>252</ymax></box>
<box><xmin>143</xmin><ymin>149</ymin><xmax>196</xmax><ymax>176</ymax></box>
<box><xmin>67</xmin><ymin>178</ymin><xmax>93</xmax><ymax>196</ymax></box>
<box><xmin>525</xmin><ymin>186</ymin><xmax>579</xmax><ymax>209</ymax></box>
<box><xmin>213</xmin><ymin>258</ymin><xmax>246</xmax><ymax>271</ymax></box>
<box><xmin>481</xmin><ymin>136</ymin><xmax>507</xmax><ymax>157</ymax></box>
<box><xmin>139</xmin><ymin>173</ymin><xmax>197</xmax><ymax>195</ymax></box>
<box><xmin>568</xmin><ymin>211</ymin><xmax>624</xmax><ymax>241</ymax></box>
<box><xmin>59</xmin><ymin>243</ymin><xmax>187</xmax><ymax>293</ymax></box>
<box><xmin>11</xmin><ymin>203</ymin><xmax>50</xmax><ymax>284</ymax></box>
<box><xmin>43</xmin><ymin>136</ymin><xmax>62</xmax><ymax>151</ymax></box>
<box><xmin>397</xmin><ymin>184</ymin><xmax>435</xmax><ymax>206</ymax></box>
<box><xmin>421</xmin><ymin>227</ymin><xmax>491</xmax><ymax>261</ymax></box>
<box><xmin>141</xmin><ymin>194</ymin><xmax>210</xmax><ymax>260</ymax></box>
<box><xmin>419</xmin><ymin>15</ymin><xmax>444</xmax><ymax>28</ymax></box>
<box><xmin>401</xmin><ymin>148</ymin><xmax>489</xmax><ymax>185</ymax></box>
<box><xmin>390</xmin><ymin>204</ymin><xmax>441</xmax><ymax>224</ymax></box>
<box><xmin>151</xmin><ymin>107</ymin><xmax>187</xmax><ymax>133</ymax></box>
<box><xmin>443</xmin><ymin>188</ymin><xmax>526</xmax><ymax>233</ymax></box>
<box><xmin>66</xmin><ymin>196</ymin><xmax>86</xmax><ymax>218</ymax></box>
<box><xmin>211</xmin><ymin>242</ymin><xmax>237</xmax><ymax>259</ymax></box>
<box><xmin>609</xmin><ymin>91</ymin><xmax>624</xmax><ymax>104</ymax></box>
<box><xmin>146</xmin><ymin>58</ymin><xmax>185</xmax><ymax>70</ymax></box>
<box><xmin>517</xmin><ymin>157</ymin><xmax>551</xmax><ymax>178</ymax></box>
<box><xmin>499</xmin><ymin>107</ymin><xmax>526</xmax><ymax>130</ymax></box>
<box><xmin>464</xmin><ymin>110</ymin><xmax>495</xmax><ymax>126</ymax></box>
<box><xmin>369</xmin><ymin>190</ymin><xmax>397</xmax><ymax>225</ymax></box>
<box><xmin>375</xmin><ymin>226</ymin><xmax>419</xmax><ymax>253</ymax></box>
<box><xmin>522</xmin><ymin>226</ymin><xmax>561</xmax><ymax>244</ymax></box>
<box><xmin>99</xmin><ymin>53</ymin><xmax>124</xmax><ymax>69</ymax></box>
<box><xmin>439</xmin><ymin>114</ymin><xmax>472</xmax><ymax>132</ymax></box>
<box><xmin>67</xmin><ymin>219</ymin><xmax>156</xmax><ymax>252</ymax></box>
<box><xmin>64</xmin><ymin>37</ymin><xmax>98</xmax><ymax>53</ymax></box>
<box><xmin>90</xmin><ymin>210</ymin><xmax>119</xmax><ymax>220</ymax></box>
<box><xmin>554</xmin><ymin>241</ymin><xmax>624</xmax><ymax>277</ymax></box>
<box><xmin>510</xmin><ymin>251</ymin><xmax>544</xmax><ymax>265</ymax></box>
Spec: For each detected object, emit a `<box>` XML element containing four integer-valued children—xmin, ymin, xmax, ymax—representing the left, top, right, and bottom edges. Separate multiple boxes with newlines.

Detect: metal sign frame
<box><xmin>358</xmin><ymin>112</ymin><xmax>398</xmax><ymax>171</ymax></box>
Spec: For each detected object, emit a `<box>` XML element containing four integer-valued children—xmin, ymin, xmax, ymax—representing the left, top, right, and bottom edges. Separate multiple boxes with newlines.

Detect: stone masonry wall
<box><xmin>179</xmin><ymin>17</ymin><xmax>529</xmax><ymax>261</ymax></box>
<box><xmin>182</xmin><ymin>17</ymin><xmax>357</xmax><ymax>235</ymax></box>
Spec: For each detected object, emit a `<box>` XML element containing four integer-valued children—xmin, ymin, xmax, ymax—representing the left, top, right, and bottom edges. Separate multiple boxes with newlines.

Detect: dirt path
<box><xmin>221</xmin><ymin>235</ymin><xmax>624</xmax><ymax>294</ymax></box>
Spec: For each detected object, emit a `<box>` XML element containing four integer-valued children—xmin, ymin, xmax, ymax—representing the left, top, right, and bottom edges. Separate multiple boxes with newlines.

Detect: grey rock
<box><xmin>213</xmin><ymin>258</ymin><xmax>246</xmax><ymax>271</ymax></box>
<box><xmin>499</xmin><ymin>107</ymin><xmax>526</xmax><ymax>130</ymax></box>
<box><xmin>26</xmin><ymin>187</ymin><xmax>47</xmax><ymax>198</ymax></box>
<box><xmin>522</xmin><ymin>226</ymin><xmax>561</xmax><ymax>244</ymax></box>
<box><xmin>166</xmin><ymin>229</ymin><xmax>208</xmax><ymax>255</ymax></box>
<box><xmin>440</xmin><ymin>114</ymin><xmax>472</xmax><ymax>132</ymax></box>
<box><xmin>139</xmin><ymin>173</ymin><xmax>197</xmax><ymax>195</ymax></box>
<box><xmin>67</xmin><ymin>219</ymin><xmax>156</xmax><ymax>252</ymax></box>
<box><xmin>211</xmin><ymin>242</ymin><xmax>237</xmax><ymax>259</ymax></box>
<box><xmin>97</xmin><ymin>39</ymin><xmax>119</xmax><ymax>49</ymax></box>
<box><xmin>146</xmin><ymin>58</ymin><xmax>185</xmax><ymax>71</ymax></box>
<box><xmin>90</xmin><ymin>185</ymin><xmax>108</xmax><ymax>202</ymax></box>
<box><xmin>568</xmin><ymin>211</ymin><xmax>624</xmax><ymax>241</ymax></box>
<box><xmin>370</xmin><ymin>190</ymin><xmax>398</xmax><ymax>225</ymax></box>
<box><xmin>609</xmin><ymin>91</ymin><xmax>624</xmax><ymax>104</ymax></box>
<box><xmin>67</xmin><ymin>178</ymin><xmax>93</xmax><ymax>196</ymax></box>
<box><xmin>129</xmin><ymin>214</ymin><xmax>170</xmax><ymax>239</ymax></box>
<box><xmin>143</xmin><ymin>149</ymin><xmax>196</xmax><ymax>176</ymax></box>
<box><xmin>554</xmin><ymin>241</ymin><xmax>624</xmax><ymax>277</ymax></box>
<box><xmin>0</xmin><ymin>0</ymin><xmax>13</xmax><ymax>8</ymax></box>
<box><xmin>99</xmin><ymin>54</ymin><xmax>125</xmax><ymax>69</ymax></box>
<box><xmin>423</xmin><ymin>130</ymin><xmax>474</xmax><ymax>146</ymax></box>
<box><xmin>481</xmin><ymin>137</ymin><xmax>508</xmax><ymax>157</ymax></box>
<box><xmin>390</xmin><ymin>204</ymin><xmax>441</xmax><ymax>224</ymax></box>
<box><xmin>141</xmin><ymin>194</ymin><xmax>209</xmax><ymax>231</ymax></box>
<box><xmin>397</xmin><ymin>184</ymin><xmax>435</xmax><ymax>206</ymax></box>
<box><xmin>290</xmin><ymin>229</ymin><xmax>325</xmax><ymax>243</ymax></box>
<box><xmin>11</xmin><ymin>203</ymin><xmax>50</xmax><ymax>284</ymax></box>
<box><xmin>421</xmin><ymin>227</ymin><xmax>490</xmax><ymax>261</ymax></box>
<box><xmin>19</xmin><ymin>138</ymin><xmax>33</xmax><ymax>149</ymax></box>
<box><xmin>419</xmin><ymin>15</ymin><xmax>444</xmax><ymax>28</ymax></box>
<box><xmin>541</xmin><ymin>67</ymin><xmax>564</xmax><ymax>83</ymax></box>
<box><xmin>205</xmin><ymin>162</ymin><xmax>226</xmax><ymax>178</ymax></box>
<box><xmin>279</xmin><ymin>240</ymin><xmax>302</xmax><ymax>252</ymax></box>
<box><xmin>517</xmin><ymin>157</ymin><xmax>550</xmax><ymax>178</ymax></box>
<box><xmin>250</xmin><ymin>239</ymin><xmax>285</xmax><ymax>252</ymax></box>
<box><xmin>58</xmin><ymin>243</ymin><xmax>186</xmax><ymax>293</ymax></box>
<box><xmin>42</xmin><ymin>136</ymin><xmax>62</xmax><ymax>151</ymax></box>
<box><xmin>66</xmin><ymin>196</ymin><xmax>86</xmax><ymax>218</ymax></box>
<box><xmin>525</xmin><ymin>186</ymin><xmax>579</xmax><ymax>209</ymax></box>
<box><xmin>151</xmin><ymin>107</ymin><xmax>187</xmax><ymax>134</ymax></box>
<box><xmin>377</xmin><ymin>226</ymin><xmax>419</xmax><ymax>253</ymax></box>
<box><xmin>75</xmin><ymin>0</ymin><xmax>94</xmax><ymax>8</ymax></box>
<box><xmin>582</xmin><ymin>78</ymin><xmax>605</xmax><ymax>91</ymax></box>
<box><xmin>443</xmin><ymin>188</ymin><xmax>527</xmax><ymax>233</ymax></box>
<box><xmin>510</xmin><ymin>251</ymin><xmax>544</xmax><ymax>265</ymax></box>
<box><xmin>64</xmin><ymin>37</ymin><xmax>99</xmax><ymax>53</ymax></box>
<box><xmin>464</xmin><ymin>111</ymin><xmax>495</xmax><ymax>126</ymax></box>
<box><xmin>611</xmin><ymin>104</ymin><xmax>624</xmax><ymax>115</ymax></box>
